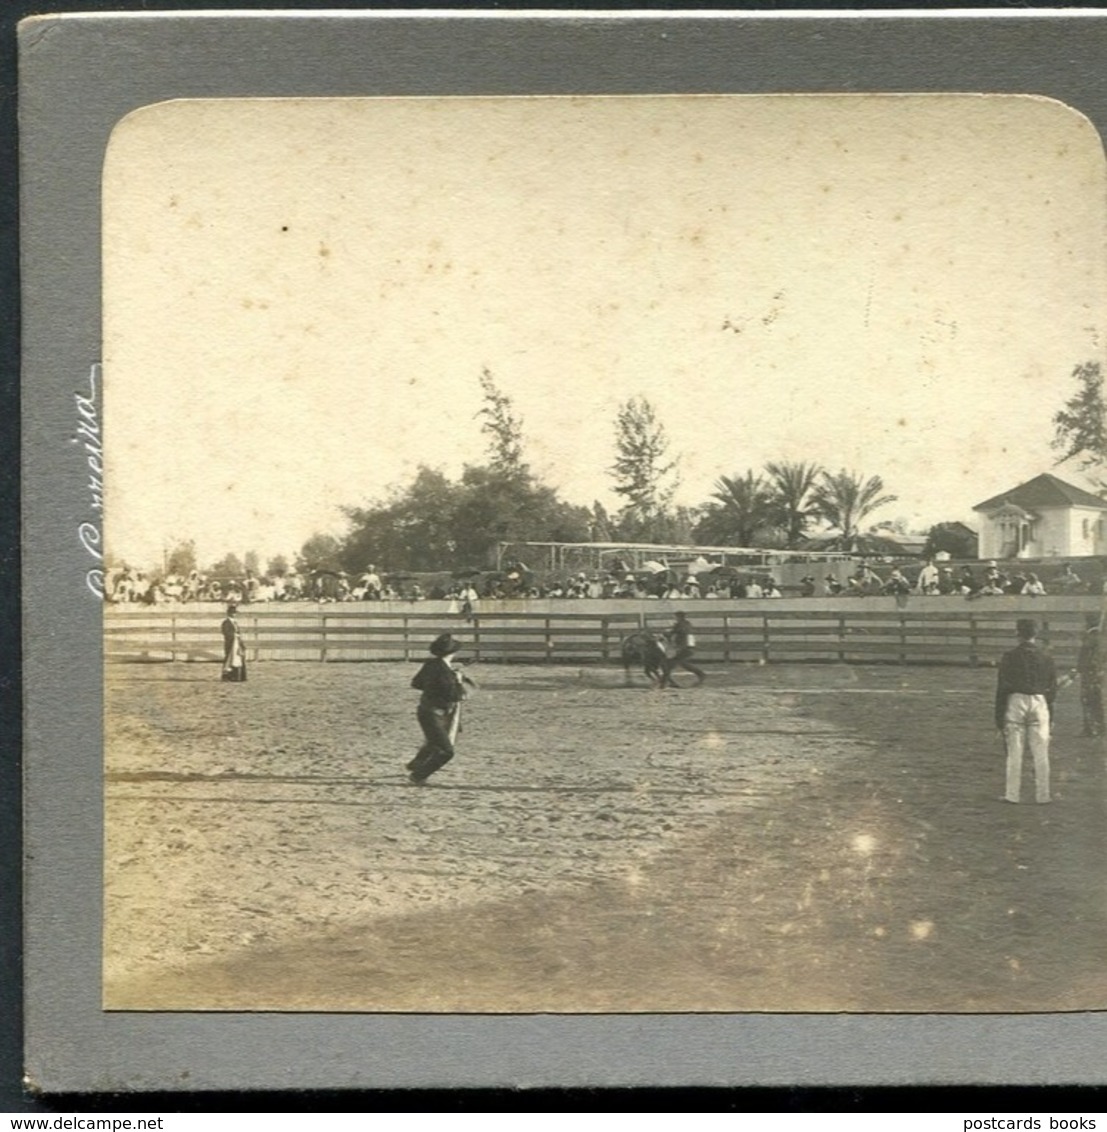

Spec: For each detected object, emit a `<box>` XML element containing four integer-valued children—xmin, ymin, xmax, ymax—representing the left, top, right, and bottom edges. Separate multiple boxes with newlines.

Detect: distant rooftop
<box><xmin>973</xmin><ymin>472</ymin><xmax>1107</xmax><ymax>513</ymax></box>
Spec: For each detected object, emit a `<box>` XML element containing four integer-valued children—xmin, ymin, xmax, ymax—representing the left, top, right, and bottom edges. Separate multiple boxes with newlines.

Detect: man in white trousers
<box><xmin>995</xmin><ymin>618</ymin><xmax>1057</xmax><ymax>804</ymax></box>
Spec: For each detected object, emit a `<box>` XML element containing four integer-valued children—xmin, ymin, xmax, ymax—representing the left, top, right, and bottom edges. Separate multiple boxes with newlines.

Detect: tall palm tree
<box><xmin>765</xmin><ymin>459</ymin><xmax>823</xmax><ymax>548</ymax></box>
<box><xmin>810</xmin><ymin>469</ymin><xmax>897</xmax><ymax>550</ymax></box>
<box><xmin>696</xmin><ymin>470</ymin><xmax>775</xmax><ymax>547</ymax></box>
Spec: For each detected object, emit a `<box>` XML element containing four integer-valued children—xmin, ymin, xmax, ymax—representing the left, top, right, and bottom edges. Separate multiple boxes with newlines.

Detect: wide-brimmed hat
<box><xmin>429</xmin><ymin>632</ymin><xmax>461</xmax><ymax>657</ymax></box>
<box><xmin>1016</xmin><ymin>618</ymin><xmax>1037</xmax><ymax>640</ymax></box>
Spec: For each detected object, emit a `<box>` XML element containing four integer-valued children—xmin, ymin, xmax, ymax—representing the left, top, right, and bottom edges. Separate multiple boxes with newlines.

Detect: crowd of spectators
<box><xmin>102</xmin><ymin>557</ymin><xmax>1100</xmax><ymax>606</ymax></box>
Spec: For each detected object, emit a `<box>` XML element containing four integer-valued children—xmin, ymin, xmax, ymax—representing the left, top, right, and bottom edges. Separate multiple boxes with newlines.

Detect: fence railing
<box><xmin>103</xmin><ymin>595</ymin><xmax>1105</xmax><ymax>669</ymax></box>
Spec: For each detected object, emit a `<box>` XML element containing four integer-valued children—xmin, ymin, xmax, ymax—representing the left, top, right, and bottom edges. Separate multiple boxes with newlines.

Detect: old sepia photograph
<box><xmin>99</xmin><ymin>92</ymin><xmax>1107</xmax><ymax>1014</ymax></box>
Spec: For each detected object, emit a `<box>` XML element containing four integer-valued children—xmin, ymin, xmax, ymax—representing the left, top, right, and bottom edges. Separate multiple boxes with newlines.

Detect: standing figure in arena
<box><xmin>661</xmin><ymin>610</ymin><xmax>706</xmax><ymax>688</ymax></box>
<box><xmin>220</xmin><ymin>602</ymin><xmax>247</xmax><ymax>683</ymax></box>
<box><xmin>407</xmin><ymin>633</ymin><xmax>475</xmax><ymax>784</ymax></box>
<box><xmin>995</xmin><ymin>618</ymin><xmax>1057</xmax><ymax>804</ymax></box>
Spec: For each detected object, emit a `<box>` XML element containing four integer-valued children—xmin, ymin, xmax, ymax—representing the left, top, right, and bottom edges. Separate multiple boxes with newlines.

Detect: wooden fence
<box><xmin>103</xmin><ymin>595</ymin><xmax>1105</xmax><ymax>669</ymax></box>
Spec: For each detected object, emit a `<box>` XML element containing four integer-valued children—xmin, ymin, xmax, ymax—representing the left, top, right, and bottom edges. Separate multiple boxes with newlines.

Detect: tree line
<box><xmin>153</xmin><ymin>368</ymin><xmax>907</xmax><ymax>579</ymax></box>
<box><xmin>290</xmin><ymin>370</ymin><xmax>902</xmax><ymax>576</ymax></box>
<box><xmin>143</xmin><ymin>356</ymin><xmax>1107</xmax><ymax>582</ymax></box>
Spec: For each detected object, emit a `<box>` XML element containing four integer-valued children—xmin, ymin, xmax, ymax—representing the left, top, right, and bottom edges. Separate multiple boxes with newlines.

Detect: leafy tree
<box><xmin>810</xmin><ymin>469</ymin><xmax>897</xmax><ymax>549</ymax></box>
<box><xmin>165</xmin><ymin>538</ymin><xmax>197</xmax><ymax>576</ymax></box>
<box><xmin>765</xmin><ymin>460</ymin><xmax>823</xmax><ymax>548</ymax></box>
<box><xmin>341</xmin><ymin>466</ymin><xmax>462</xmax><ymax>573</ymax></box>
<box><xmin>451</xmin><ymin>466</ymin><xmax>591</xmax><ymax>566</ymax></box>
<box><xmin>590</xmin><ymin>501</ymin><xmax>613</xmax><ymax>542</ymax></box>
<box><xmin>295</xmin><ymin>533</ymin><xmax>344</xmax><ymax>575</ymax></box>
<box><xmin>650</xmin><ymin>505</ymin><xmax>700</xmax><ymax>546</ymax></box>
<box><xmin>244</xmin><ymin>550</ymin><xmax>260</xmax><ymax>576</ymax></box>
<box><xmin>609</xmin><ymin>396</ymin><xmax>680</xmax><ymax>537</ymax></box>
<box><xmin>922</xmin><ymin>522</ymin><xmax>978</xmax><ymax>560</ymax></box>
<box><xmin>477</xmin><ymin>367</ymin><xmax>528</xmax><ymax>479</ymax></box>
<box><xmin>694</xmin><ymin>471</ymin><xmax>777</xmax><ymax>547</ymax></box>
<box><xmin>208</xmin><ymin>551</ymin><xmax>244</xmax><ymax>578</ymax></box>
<box><xmin>1052</xmin><ymin>360</ymin><xmax>1107</xmax><ymax>474</ymax></box>
<box><xmin>266</xmin><ymin>554</ymin><xmax>290</xmax><ymax>578</ymax></box>
<box><xmin>339</xmin><ymin>460</ymin><xmax>593</xmax><ymax>573</ymax></box>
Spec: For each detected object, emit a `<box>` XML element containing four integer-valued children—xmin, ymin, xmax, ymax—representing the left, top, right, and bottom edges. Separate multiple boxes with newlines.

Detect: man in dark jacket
<box><xmin>995</xmin><ymin>618</ymin><xmax>1057</xmax><ymax>804</ymax></box>
<box><xmin>406</xmin><ymin>632</ymin><xmax>473</xmax><ymax>784</ymax></box>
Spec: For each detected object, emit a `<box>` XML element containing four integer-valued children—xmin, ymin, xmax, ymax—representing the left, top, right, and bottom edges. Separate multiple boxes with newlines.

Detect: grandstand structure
<box><xmin>495</xmin><ymin>540</ymin><xmax>856</xmax><ymax>576</ymax></box>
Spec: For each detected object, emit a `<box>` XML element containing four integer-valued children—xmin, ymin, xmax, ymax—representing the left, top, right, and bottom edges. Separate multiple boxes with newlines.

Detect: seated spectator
<box><xmin>360</xmin><ymin>565</ymin><xmax>382</xmax><ymax>600</ymax></box>
<box><xmin>1005</xmin><ymin>572</ymin><xmax>1027</xmax><ymax>596</ymax></box>
<box><xmin>799</xmin><ymin>575</ymin><xmax>816</xmax><ymax>597</ymax></box>
<box><xmin>1054</xmin><ymin>564</ymin><xmax>1084</xmax><ymax>593</ymax></box>
<box><xmin>859</xmin><ymin>564</ymin><xmax>883</xmax><ymax>593</ymax></box>
<box><xmin>986</xmin><ymin>563</ymin><xmax>1010</xmax><ymax>593</ymax></box>
<box><xmin>883</xmin><ymin>568</ymin><xmax>911</xmax><ymax>596</ymax></box>
<box><xmin>1022</xmin><ymin>572</ymin><xmax>1046</xmax><ymax>597</ymax></box>
<box><xmin>824</xmin><ymin>575</ymin><xmax>843</xmax><ymax>596</ymax></box>
<box><xmin>915</xmin><ymin>559</ymin><xmax>940</xmax><ymax>595</ymax></box>
<box><xmin>763</xmin><ymin>579</ymin><xmax>782</xmax><ymax>598</ymax></box>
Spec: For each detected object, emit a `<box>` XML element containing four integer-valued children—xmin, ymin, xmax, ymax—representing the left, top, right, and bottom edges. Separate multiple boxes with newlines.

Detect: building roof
<box><xmin>972</xmin><ymin>472</ymin><xmax>1107</xmax><ymax>513</ymax></box>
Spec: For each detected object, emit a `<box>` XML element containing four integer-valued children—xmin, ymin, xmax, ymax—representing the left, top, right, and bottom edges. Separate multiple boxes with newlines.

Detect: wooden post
<box><xmin>969</xmin><ymin>613</ymin><xmax>978</xmax><ymax>667</ymax></box>
<box><xmin>403</xmin><ymin>615</ymin><xmax>410</xmax><ymax>662</ymax></box>
<box><xmin>545</xmin><ymin>617</ymin><xmax>553</xmax><ymax>664</ymax></box>
<box><xmin>837</xmin><ymin>613</ymin><xmax>846</xmax><ymax>663</ymax></box>
<box><xmin>761</xmin><ymin>614</ymin><xmax>770</xmax><ymax>664</ymax></box>
<box><xmin>601</xmin><ymin>616</ymin><xmax>610</xmax><ymax>662</ymax></box>
<box><xmin>473</xmin><ymin>614</ymin><xmax>482</xmax><ymax>661</ymax></box>
<box><xmin>723</xmin><ymin>614</ymin><xmax>731</xmax><ymax>663</ymax></box>
<box><xmin>321</xmin><ymin>612</ymin><xmax>328</xmax><ymax>663</ymax></box>
<box><xmin>899</xmin><ymin>613</ymin><xmax>907</xmax><ymax>666</ymax></box>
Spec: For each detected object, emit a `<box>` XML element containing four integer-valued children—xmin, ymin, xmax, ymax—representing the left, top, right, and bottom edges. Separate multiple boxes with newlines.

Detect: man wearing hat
<box><xmin>406</xmin><ymin>632</ymin><xmax>473</xmax><ymax>784</ymax></box>
<box><xmin>220</xmin><ymin>602</ymin><xmax>247</xmax><ymax>682</ymax></box>
<box><xmin>995</xmin><ymin>618</ymin><xmax>1057</xmax><ymax>804</ymax></box>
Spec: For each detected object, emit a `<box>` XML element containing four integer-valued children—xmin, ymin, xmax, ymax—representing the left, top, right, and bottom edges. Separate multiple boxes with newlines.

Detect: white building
<box><xmin>972</xmin><ymin>472</ymin><xmax>1107</xmax><ymax>559</ymax></box>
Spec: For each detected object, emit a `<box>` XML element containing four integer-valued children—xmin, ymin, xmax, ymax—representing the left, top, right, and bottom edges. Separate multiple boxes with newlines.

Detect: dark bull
<box><xmin>621</xmin><ymin>629</ymin><xmax>668</xmax><ymax>686</ymax></box>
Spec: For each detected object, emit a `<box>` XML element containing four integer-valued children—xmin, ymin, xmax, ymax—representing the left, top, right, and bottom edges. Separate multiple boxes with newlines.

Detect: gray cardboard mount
<box><xmin>19</xmin><ymin>10</ymin><xmax>1107</xmax><ymax>1093</ymax></box>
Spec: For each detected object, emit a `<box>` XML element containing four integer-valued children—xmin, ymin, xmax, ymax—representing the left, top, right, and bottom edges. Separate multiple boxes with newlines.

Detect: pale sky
<box><xmin>103</xmin><ymin>94</ymin><xmax>1107</xmax><ymax>569</ymax></box>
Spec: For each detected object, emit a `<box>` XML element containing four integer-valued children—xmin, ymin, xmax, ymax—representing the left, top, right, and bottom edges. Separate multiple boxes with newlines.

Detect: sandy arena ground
<box><xmin>104</xmin><ymin>659</ymin><xmax>1107</xmax><ymax>1012</ymax></box>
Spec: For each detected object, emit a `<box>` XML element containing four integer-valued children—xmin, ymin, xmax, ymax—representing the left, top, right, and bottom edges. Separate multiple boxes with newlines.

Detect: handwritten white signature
<box><xmin>72</xmin><ymin>363</ymin><xmax>103</xmax><ymax>599</ymax></box>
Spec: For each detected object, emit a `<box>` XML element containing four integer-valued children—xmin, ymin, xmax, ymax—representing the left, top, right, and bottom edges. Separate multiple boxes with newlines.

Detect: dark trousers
<box><xmin>408</xmin><ymin>702</ymin><xmax>457</xmax><ymax>779</ymax></box>
<box><xmin>663</xmin><ymin>647</ymin><xmax>705</xmax><ymax>686</ymax></box>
